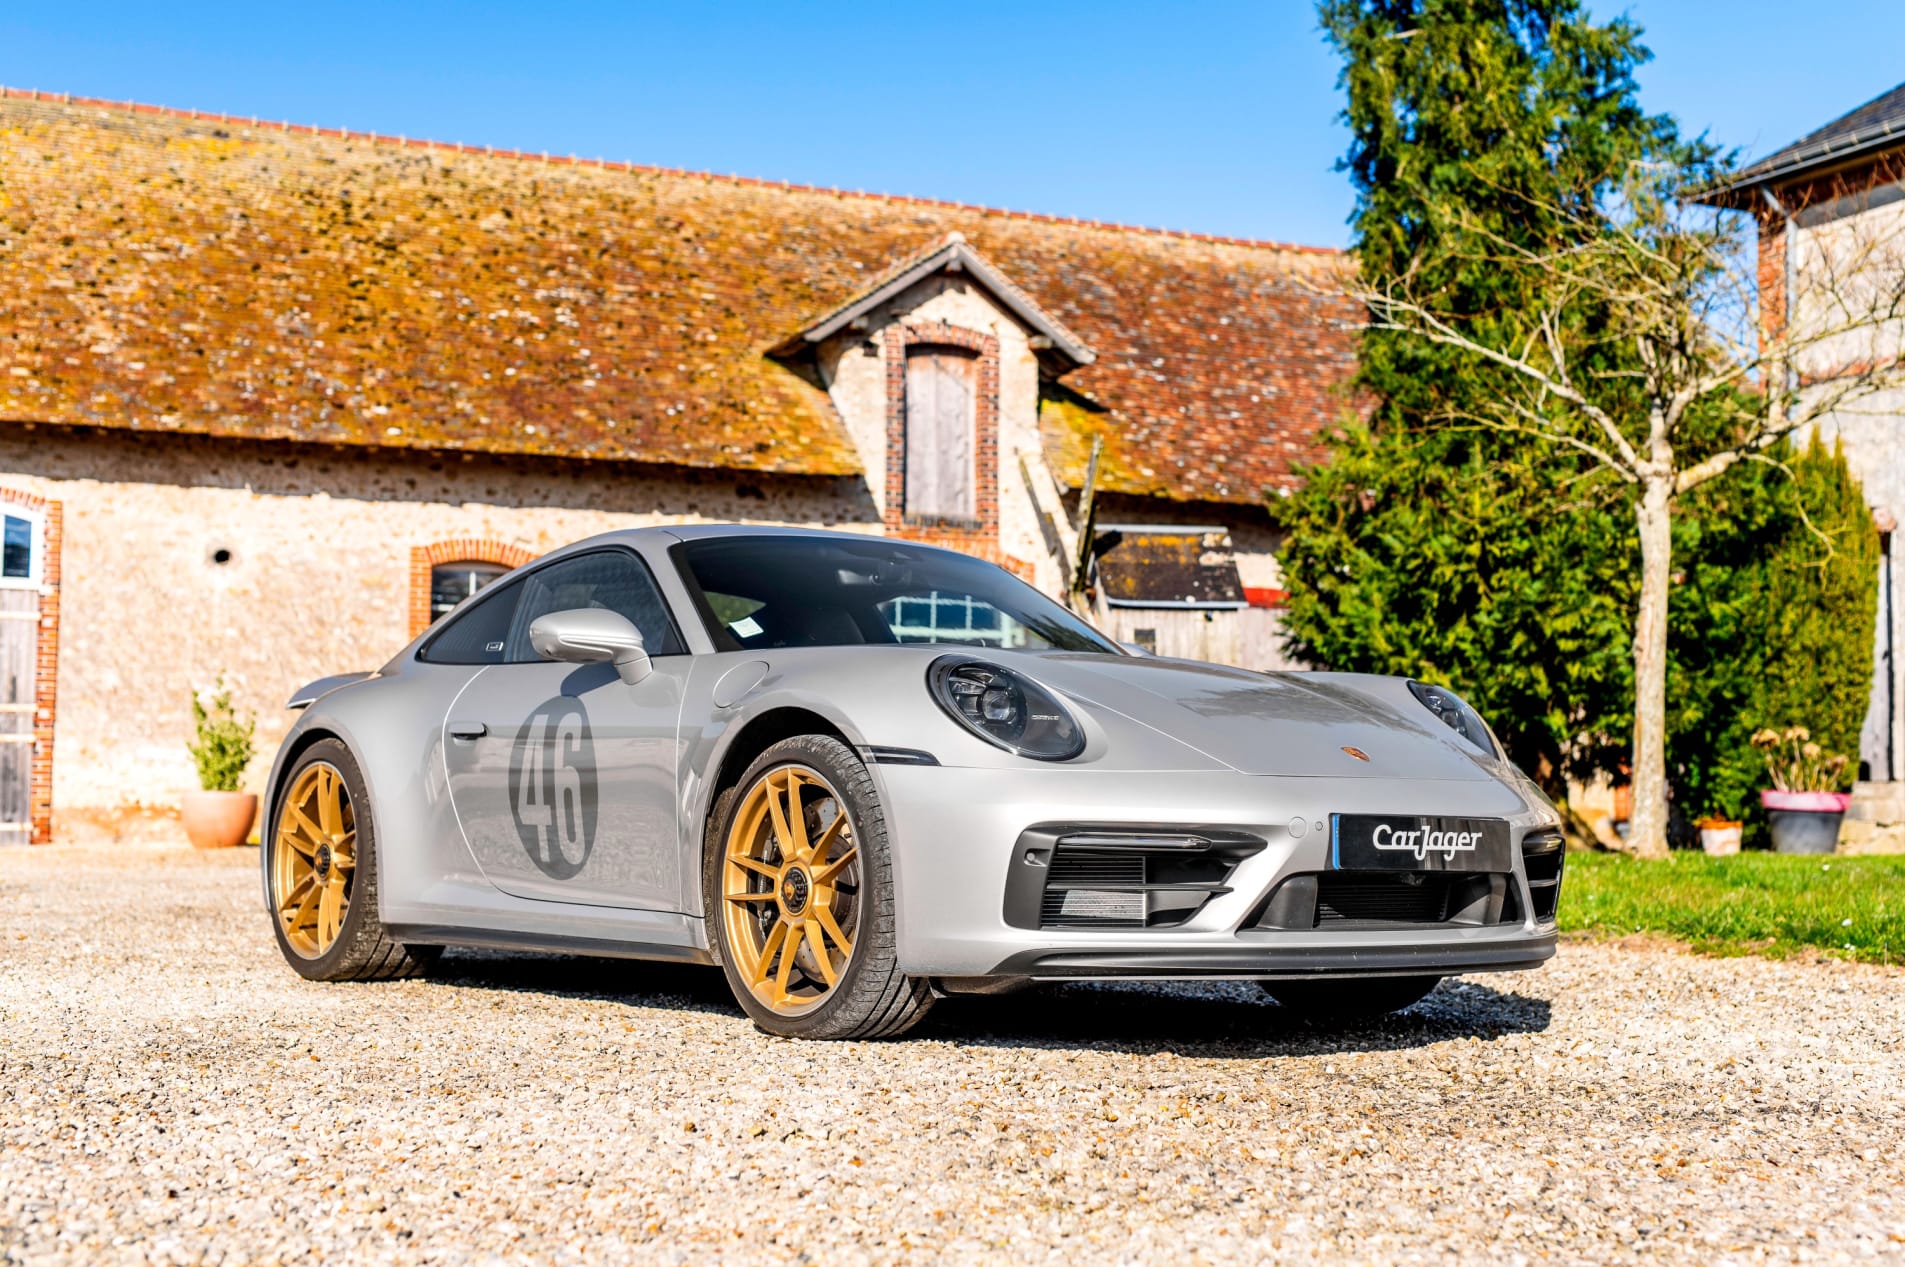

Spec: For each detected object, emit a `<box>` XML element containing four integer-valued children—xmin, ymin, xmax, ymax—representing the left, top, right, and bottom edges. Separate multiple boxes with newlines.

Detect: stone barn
<box><xmin>0</xmin><ymin>88</ymin><xmax>1358</xmax><ymax>841</ymax></box>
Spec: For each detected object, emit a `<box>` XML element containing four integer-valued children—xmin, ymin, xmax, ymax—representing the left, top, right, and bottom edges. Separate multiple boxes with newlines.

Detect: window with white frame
<box><xmin>0</xmin><ymin>512</ymin><xmax>40</xmax><ymax>586</ymax></box>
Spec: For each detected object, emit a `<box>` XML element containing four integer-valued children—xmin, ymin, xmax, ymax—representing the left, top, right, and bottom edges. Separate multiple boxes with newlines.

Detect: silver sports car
<box><xmin>263</xmin><ymin>526</ymin><xmax>1564</xmax><ymax>1039</ymax></box>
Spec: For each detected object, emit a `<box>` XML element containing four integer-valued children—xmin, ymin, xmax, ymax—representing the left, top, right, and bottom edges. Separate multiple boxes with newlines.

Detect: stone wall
<box><xmin>0</xmin><ymin>423</ymin><xmax>879</xmax><ymax>825</ymax></box>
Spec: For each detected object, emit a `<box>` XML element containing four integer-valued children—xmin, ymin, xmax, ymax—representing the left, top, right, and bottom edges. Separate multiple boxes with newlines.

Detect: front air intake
<box><xmin>1314</xmin><ymin>873</ymin><xmax>1452</xmax><ymax>924</ymax></box>
<box><xmin>1005</xmin><ymin>825</ymin><xmax>1267</xmax><ymax>931</ymax></box>
<box><xmin>1521</xmin><ymin>828</ymin><xmax>1565</xmax><ymax>922</ymax></box>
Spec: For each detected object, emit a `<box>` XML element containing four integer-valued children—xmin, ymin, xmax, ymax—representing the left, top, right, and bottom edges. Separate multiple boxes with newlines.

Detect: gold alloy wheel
<box><xmin>272</xmin><ymin>762</ymin><xmax>357</xmax><ymax>959</ymax></box>
<box><xmin>721</xmin><ymin>764</ymin><xmax>861</xmax><ymax>1016</ymax></box>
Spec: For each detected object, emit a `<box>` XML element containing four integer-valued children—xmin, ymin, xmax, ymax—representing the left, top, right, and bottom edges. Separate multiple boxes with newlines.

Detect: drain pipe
<box><xmin>1887</xmin><ymin>527</ymin><xmax>1898</xmax><ymax>781</ymax></box>
<box><xmin>1758</xmin><ymin>184</ymin><xmax>1800</xmax><ymax>400</ymax></box>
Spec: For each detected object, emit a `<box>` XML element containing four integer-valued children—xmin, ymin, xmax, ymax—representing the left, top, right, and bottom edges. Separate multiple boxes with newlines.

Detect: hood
<box><xmin>1030</xmin><ymin>655</ymin><xmax>1495</xmax><ymax>781</ymax></box>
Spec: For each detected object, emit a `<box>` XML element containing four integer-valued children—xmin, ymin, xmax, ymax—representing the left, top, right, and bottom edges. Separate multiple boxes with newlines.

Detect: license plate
<box><xmin>1330</xmin><ymin>814</ymin><xmax>1512</xmax><ymax>872</ymax></box>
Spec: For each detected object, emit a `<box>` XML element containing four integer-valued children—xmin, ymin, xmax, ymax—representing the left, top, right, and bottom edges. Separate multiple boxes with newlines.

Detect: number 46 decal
<box><xmin>508</xmin><ymin>698</ymin><xmax>599</xmax><ymax>879</ymax></box>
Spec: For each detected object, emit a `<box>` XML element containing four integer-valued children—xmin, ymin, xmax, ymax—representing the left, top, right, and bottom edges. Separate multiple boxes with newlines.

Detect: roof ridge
<box><xmin>0</xmin><ymin>85</ymin><xmax>1342</xmax><ymax>257</ymax></box>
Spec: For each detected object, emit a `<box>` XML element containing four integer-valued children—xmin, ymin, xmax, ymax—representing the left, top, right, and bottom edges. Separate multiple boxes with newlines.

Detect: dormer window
<box><xmin>904</xmin><ymin>346</ymin><xmax>978</xmax><ymax>524</ymax></box>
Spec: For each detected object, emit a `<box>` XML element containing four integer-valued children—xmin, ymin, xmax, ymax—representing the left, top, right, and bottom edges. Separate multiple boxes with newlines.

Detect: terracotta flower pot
<box><xmin>1759</xmin><ymin>790</ymin><xmax>1851</xmax><ymax>855</ymax></box>
<box><xmin>182</xmin><ymin>790</ymin><xmax>259</xmax><ymax>850</ymax></box>
<box><xmin>1696</xmin><ymin>819</ymin><xmax>1743</xmax><ymax>856</ymax></box>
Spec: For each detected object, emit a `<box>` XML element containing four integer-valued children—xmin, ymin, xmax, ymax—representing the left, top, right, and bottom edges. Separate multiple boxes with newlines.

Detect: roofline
<box><xmin>1102</xmin><ymin>598</ymin><xmax>1251</xmax><ymax>611</ymax></box>
<box><xmin>1696</xmin><ymin>125</ymin><xmax>1905</xmax><ymax>206</ymax></box>
<box><xmin>780</xmin><ymin>236</ymin><xmax>1097</xmax><ymax>365</ymax></box>
<box><xmin>0</xmin><ymin>84</ymin><xmax>1343</xmax><ymax>258</ymax></box>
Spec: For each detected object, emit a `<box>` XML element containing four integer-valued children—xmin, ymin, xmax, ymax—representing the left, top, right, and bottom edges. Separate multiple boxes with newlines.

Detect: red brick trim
<box><xmin>0</xmin><ymin>488</ymin><xmax>60</xmax><ymax>845</ymax></box>
<box><xmin>1756</xmin><ymin>150</ymin><xmax>1905</xmax><ymax>349</ymax></box>
<box><xmin>892</xmin><ymin>532</ymin><xmax>1034</xmax><ymax>580</ymax></box>
<box><xmin>884</xmin><ymin>321</ymin><xmax>1001</xmax><ymax>563</ymax></box>
<box><xmin>408</xmin><ymin>539</ymin><xmax>539</xmax><ymax>637</ymax></box>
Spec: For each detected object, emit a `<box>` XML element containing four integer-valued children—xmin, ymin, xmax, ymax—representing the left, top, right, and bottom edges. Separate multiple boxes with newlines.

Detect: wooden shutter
<box><xmin>904</xmin><ymin>348</ymin><xmax>977</xmax><ymax>521</ymax></box>
<box><xmin>0</xmin><ymin>590</ymin><xmax>35</xmax><ymax>844</ymax></box>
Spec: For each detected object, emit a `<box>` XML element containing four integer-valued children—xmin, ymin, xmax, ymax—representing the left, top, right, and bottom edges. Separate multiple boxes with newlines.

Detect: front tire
<box><xmin>1259</xmin><ymin>975</ymin><xmax>1441</xmax><ymax>1020</ymax></box>
<box><xmin>705</xmin><ymin>735</ymin><xmax>933</xmax><ymax>1040</ymax></box>
<box><xmin>266</xmin><ymin>738</ymin><xmax>440</xmax><ymax>982</ymax></box>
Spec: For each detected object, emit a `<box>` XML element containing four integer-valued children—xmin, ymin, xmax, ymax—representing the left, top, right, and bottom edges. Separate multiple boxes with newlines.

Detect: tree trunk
<box><xmin>1629</xmin><ymin>477</ymin><xmax>1674</xmax><ymax>859</ymax></box>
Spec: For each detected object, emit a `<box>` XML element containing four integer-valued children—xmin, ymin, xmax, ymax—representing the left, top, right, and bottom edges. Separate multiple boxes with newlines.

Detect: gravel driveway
<box><xmin>2</xmin><ymin>843</ymin><xmax>1901</xmax><ymax>1265</ymax></box>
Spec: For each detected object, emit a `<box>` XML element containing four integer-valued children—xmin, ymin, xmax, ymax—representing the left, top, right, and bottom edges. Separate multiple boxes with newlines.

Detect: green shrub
<box><xmin>1668</xmin><ymin>437</ymin><xmax>1876</xmax><ymax>824</ymax></box>
<box><xmin>189</xmin><ymin>680</ymin><xmax>256</xmax><ymax>793</ymax></box>
<box><xmin>1275</xmin><ymin>425</ymin><xmax>1636</xmax><ymax>794</ymax></box>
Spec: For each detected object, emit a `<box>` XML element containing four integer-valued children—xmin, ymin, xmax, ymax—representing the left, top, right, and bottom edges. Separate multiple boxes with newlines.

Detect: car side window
<box><xmin>502</xmin><ymin>549</ymin><xmax>685</xmax><ymax>663</ymax></box>
<box><xmin>418</xmin><ymin>578</ymin><xmax>523</xmax><ymax>665</ymax></box>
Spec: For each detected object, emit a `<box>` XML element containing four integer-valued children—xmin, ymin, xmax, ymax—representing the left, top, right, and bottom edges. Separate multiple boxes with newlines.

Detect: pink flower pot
<box><xmin>182</xmin><ymin>790</ymin><xmax>258</xmax><ymax>850</ymax></box>
<box><xmin>1758</xmin><ymin>790</ymin><xmax>1852</xmax><ymax>813</ymax></box>
<box><xmin>1759</xmin><ymin>790</ymin><xmax>1850</xmax><ymax>855</ymax></box>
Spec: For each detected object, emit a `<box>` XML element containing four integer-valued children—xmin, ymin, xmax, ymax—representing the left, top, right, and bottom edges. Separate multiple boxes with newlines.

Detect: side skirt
<box><xmin>386</xmin><ymin>923</ymin><xmax>717</xmax><ymax>965</ymax></box>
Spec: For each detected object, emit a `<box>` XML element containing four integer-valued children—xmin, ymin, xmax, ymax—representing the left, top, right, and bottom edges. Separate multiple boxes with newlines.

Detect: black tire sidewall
<box><xmin>704</xmin><ymin>735</ymin><xmax>905</xmax><ymax>1039</ymax></box>
<box><xmin>266</xmin><ymin>738</ymin><xmax>381</xmax><ymax>981</ymax></box>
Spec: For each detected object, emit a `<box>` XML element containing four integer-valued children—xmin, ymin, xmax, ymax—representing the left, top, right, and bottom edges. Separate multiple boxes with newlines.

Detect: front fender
<box><xmin>257</xmin><ymin>665</ymin><xmax>484</xmax><ymax>926</ymax></box>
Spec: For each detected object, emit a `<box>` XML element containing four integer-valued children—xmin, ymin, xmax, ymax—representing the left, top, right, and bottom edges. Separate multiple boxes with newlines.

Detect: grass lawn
<box><xmin>1559</xmin><ymin>851</ymin><xmax>1905</xmax><ymax>965</ymax></box>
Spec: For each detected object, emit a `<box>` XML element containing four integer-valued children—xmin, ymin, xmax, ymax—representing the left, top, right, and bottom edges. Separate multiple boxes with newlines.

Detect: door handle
<box><xmin>448</xmin><ymin>721</ymin><xmax>487</xmax><ymax>741</ymax></box>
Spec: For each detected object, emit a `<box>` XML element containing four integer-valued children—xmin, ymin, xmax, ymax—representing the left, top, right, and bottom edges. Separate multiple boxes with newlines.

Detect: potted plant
<box><xmin>1694</xmin><ymin>816</ymin><xmax>1743</xmax><ymax>856</ymax></box>
<box><xmin>1751</xmin><ymin>726</ymin><xmax>1851</xmax><ymax>855</ymax></box>
<box><xmin>182</xmin><ymin>680</ymin><xmax>258</xmax><ymax>849</ymax></box>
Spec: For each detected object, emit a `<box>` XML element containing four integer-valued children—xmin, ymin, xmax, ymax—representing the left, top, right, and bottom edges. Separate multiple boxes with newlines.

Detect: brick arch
<box><xmin>408</xmin><ymin>538</ymin><xmax>540</xmax><ymax>637</ymax></box>
<box><xmin>0</xmin><ymin>487</ymin><xmax>61</xmax><ymax>844</ymax></box>
<box><xmin>882</xmin><ymin>320</ymin><xmax>1001</xmax><ymax>553</ymax></box>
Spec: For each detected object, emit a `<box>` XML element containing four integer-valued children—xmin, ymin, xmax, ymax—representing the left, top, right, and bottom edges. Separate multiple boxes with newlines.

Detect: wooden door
<box><xmin>904</xmin><ymin>348</ymin><xmax>977</xmax><ymax>521</ymax></box>
<box><xmin>0</xmin><ymin>589</ymin><xmax>35</xmax><ymax>845</ymax></box>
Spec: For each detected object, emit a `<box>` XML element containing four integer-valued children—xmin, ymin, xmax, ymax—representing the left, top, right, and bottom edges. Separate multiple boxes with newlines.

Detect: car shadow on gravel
<box><xmin>427</xmin><ymin>949</ymin><xmax>740</xmax><ymax>1013</ymax></box>
<box><xmin>923</xmin><ymin>977</ymin><xmax>1553</xmax><ymax>1057</ymax></box>
<box><xmin>425</xmin><ymin>951</ymin><xmax>1550</xmax><ymax>1055</ymax></box>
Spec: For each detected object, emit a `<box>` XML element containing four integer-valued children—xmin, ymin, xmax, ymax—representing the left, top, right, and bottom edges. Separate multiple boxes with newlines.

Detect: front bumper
<box><xmin>989</xmin><ymin>932</ymin><xmax>1556</xmax><ymax>980</ymax></box>
<box><xmin>873</xmin><ymin>764</ymin><xmax>1559</xmax><ymax>980</ymax></box>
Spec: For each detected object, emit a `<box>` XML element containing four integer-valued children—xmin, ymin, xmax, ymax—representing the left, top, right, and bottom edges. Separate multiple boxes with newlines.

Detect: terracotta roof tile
<box><xmin>0</xmin><ymin>91</ymin><xmax>1359</xmax><ymax>501</ymax></box>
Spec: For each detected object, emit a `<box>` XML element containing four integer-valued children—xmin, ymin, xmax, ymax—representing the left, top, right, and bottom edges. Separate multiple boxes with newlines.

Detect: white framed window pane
<box><xmin>878</xmin><ymin>590</ymin><xmax>1010</xmax><ymax>646</ymax></box>
<box><xmin>1</xmin><ymin>516</ymin><xmax>31</xmax><ymax>581</ymax></box>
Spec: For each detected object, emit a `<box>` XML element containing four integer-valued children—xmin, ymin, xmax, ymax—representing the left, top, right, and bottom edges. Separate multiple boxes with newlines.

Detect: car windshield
<box><xmin>671</xmin><ymin>536</ymin><xmax>1121</xmax><ymax>654</ymax></box>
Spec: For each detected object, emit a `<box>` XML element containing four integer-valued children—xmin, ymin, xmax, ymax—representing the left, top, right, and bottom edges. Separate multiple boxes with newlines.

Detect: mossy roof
<box><xmin>0</xmin><ymin>92</ymin><xmax>1359</xmax><ymax>499</ymax></box>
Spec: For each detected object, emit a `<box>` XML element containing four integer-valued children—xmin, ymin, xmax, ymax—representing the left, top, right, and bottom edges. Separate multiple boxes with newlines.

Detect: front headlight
<box><xmin>1407</xmin><ymin>680</ymin><xmax>1496</xmax><ymax>756</ymax></box>
<box><xmin>928</xmin><ymin>657</ymin><xmax>1085</xmax><ymax>761</ymax></box>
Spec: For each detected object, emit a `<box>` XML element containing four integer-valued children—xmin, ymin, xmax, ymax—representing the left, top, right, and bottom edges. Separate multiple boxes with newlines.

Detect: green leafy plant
<box><xmin>189</xmin><ymin>680</ymin><xmax>256</xmax><ymax>793</ymax></box>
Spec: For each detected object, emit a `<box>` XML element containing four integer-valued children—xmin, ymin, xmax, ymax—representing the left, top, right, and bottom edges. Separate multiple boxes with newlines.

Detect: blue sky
<box><xmin>2</xmin><ymin>2</ymin><xmax>1901</xmax><ymax>248</ymax></box>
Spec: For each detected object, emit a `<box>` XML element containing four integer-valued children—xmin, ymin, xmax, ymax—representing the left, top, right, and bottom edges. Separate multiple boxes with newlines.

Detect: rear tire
<box><xmin>1259</xmin><ymin>975</ymin><xmax>1441</xmax><ymax>1020</ymax></box>
<box><xmin>266</xmin><ymin>738</ymin><xmax>440</xmax><ymax>982</ymax></box>
<box><xmin>705</xmin><ymin>734</ymin><xmax>933</xmax><ymax>1040</ymax></box>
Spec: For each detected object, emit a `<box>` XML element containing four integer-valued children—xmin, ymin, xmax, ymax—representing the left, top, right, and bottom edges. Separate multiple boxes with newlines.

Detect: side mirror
<box><xmin>528</xmin><ymin>609</ymin><xmax>653</xmax><ymax>685</ymax></box>
<box><xmin>1119</xmin><ymin>641</ymin><xmax>1155</xmax><ymax>657</ymax></box>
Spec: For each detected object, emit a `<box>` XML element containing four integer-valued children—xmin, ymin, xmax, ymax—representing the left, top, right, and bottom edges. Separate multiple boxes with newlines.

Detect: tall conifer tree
<box><xmin>1279</xmin><ymin>0</ymin><xmax>1689</xmax><ymax>790</ymax></box>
